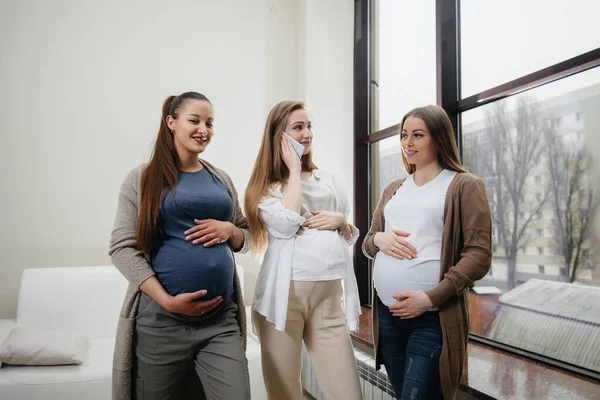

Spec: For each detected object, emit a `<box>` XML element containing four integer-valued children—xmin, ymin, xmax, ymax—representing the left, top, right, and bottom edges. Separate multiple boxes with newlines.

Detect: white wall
<box><xmin>0</xmin><ymin>0</ymin><xmax>355</xmax><ymax>318</ymax></box>
<box><xmin>301</xmin><ymin>0</ymin><xmax>355</xmax><ymax>197</ymax></box>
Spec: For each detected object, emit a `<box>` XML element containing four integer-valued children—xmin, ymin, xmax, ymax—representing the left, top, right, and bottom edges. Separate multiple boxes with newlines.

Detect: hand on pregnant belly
<box><xmin>165</xmin><ymin>290</ymin><xmax>224</xmax><ymax>316</ymax></box>
<box><xmin>388</xmin><ymin>290</ymin><xmax>433</xmax><ymax>319</ymax></box>
<box><xmin>374</xmin><ymin>230</ymin><xmax>417</xmax><ymax>260</ymax></box>
<box><xmin>304</xmin><ymin>211</ymin><xmax>347</xmax><ymax>231</ymax></box>
<box><xmin>185</xmin><ymin>219</ymin><xmax>234</xmax><ymax>247</ymax></box>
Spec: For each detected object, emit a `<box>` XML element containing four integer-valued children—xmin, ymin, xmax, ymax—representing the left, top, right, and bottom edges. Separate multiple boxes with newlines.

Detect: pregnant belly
<box><xmin>294</xmin><ymin>229</ymin><xmax>346</xmax><ymax>265</ymax></box>
<box><xmin>373</xmin><ymin>255</ymin><xmax>441</xmax><ymax>307</ymax></box>
<box><xmin>152</xmin><ymin>240</ymin><xmax>235</xmax><ymax>301</ymax></box>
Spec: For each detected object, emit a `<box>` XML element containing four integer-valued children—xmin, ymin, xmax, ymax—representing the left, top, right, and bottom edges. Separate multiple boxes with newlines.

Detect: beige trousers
<box><xmin>252</xmin><ymin>280</ymin><xmax>362</xmax><ymax>400</ymax></box>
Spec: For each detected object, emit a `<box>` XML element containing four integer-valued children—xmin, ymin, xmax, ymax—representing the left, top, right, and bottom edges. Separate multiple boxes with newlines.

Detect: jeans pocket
<box><xmin>409</xmin><ymin>334</ymin><xmax>442</xmax><ymax>359</ymax></box>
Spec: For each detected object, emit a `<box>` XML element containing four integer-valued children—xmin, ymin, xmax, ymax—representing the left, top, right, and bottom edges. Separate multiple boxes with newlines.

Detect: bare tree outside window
<box><xmin>545</xmin><ymin>128</ymin><xmax>600</xmax><ymax>282</ymax></box>
<box><xmin>464</xmin><ymin>98</ymin><xmax>551</xmax><ymax>289</ymax></box>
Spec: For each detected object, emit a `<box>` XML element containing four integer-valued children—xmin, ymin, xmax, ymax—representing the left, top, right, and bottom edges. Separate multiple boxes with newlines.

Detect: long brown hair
<box><xmin>400</xmin><ymin>105</ymin><xmax>466</xmax><ymax>175</ymax></box>
<box><xmin>244</xmin><ymin>100</ymin><xmax>317</xmax><ymax>252</ymax></box>
<box><xmin>136</xmin><ymin>92</ymin><xmax>211</xmax><ymax>255</ymax></box>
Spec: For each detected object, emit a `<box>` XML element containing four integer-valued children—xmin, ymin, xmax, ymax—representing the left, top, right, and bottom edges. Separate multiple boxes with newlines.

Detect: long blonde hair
<box><xmin>245</xmin><ymin>100</ymin><xmax>317</xmax><ymax>252</ymax></box>
<box><xmin>401</xmin><ymin>105</ymin><xmax>466</xmax><ymax>174</ymax></box>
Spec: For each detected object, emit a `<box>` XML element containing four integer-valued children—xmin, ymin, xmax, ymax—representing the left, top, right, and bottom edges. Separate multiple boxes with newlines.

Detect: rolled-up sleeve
<box><xmin>258</xmin><ymin>196</ymin><xmax>306</xmax><ymax>240</ymax></box>
<box><xmin>331</xmin><ymin>174</ymin><xmax>360</xmax><ymax>247</ymax></box>
<box><xmin>345</xmin><ymin>224</ymin><xmax>360</xmax><ymax>247</ymax></box>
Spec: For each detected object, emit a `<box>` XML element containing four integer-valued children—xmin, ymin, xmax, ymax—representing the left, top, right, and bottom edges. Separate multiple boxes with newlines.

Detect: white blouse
<box><xmin>252</xmin><ymin>169</ymin><xmax>361</xmax><ymax>332</ymax></box>
<box><xmin>291</xmin><ymin>174</ymin><xmax>347</xmax><ymax>281</ymax></box>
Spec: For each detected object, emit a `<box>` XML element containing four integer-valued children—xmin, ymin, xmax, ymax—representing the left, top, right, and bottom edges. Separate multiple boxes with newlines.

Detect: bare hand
<box><xmin>304</xmin><ymin>211</ymin><xmax>347</xmax><ymax>231</ymax></box>
<box><xmin>164</xmin><ymin>290</ymin><xmax>223</xmax><ymax>316</ymax></box>
<box><xmin>374</xmin><ymin>230</ymin><xmax>417</xmax><ymax>260</ymax></box>
<box><xmin>389</xmin><ymin>290</ymin><xmax>433</xmax><ymax>319</ymax></box>
<box><xmin>185</xmin><ymin>219</ymin><xmax>234</xmax><ymax>247</ymax></box>
<box><xmin>281</xmin><ymin>136</ymin><xmax>302</xmax><ymax>173</ymax></box>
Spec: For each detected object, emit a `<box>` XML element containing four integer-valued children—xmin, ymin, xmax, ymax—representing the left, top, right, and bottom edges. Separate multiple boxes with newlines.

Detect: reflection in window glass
<box><xmin>370</xmin><ymin>135</ymin><xmax>406</xmax><ymax>208</ymax></box>
<box><xmin>461</xmin><ymin>0</ymin><xmax>600</xmax><ymax>97</ymax></box>
<box><xmin>463</xmin><ymin>68</ymin><xmax>600</xmax><ymax>373</ymax></box>
<box><xmin>373</xmin><ymin>0</ymin><xmax>436</xmax><ymax>131</ymax></box>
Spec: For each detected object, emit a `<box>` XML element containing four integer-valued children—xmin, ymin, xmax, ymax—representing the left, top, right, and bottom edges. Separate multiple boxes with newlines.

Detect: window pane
<box><xmin>461</xmin><ymin>0</ymin><xmax>600</xmax><ymax>98</ymax></box>
<box><xmin>463</xmin><ymin>67</ymin><xmax>600</xmax><ymax>372</ymax></box>
<box><xmin>370</xmin><ymin>135</ymin><xmax>406</xmax><ymax>208</ymax></box>
<box><xmin>373</xmin><ymin>0</ymin><xmax>436</xmax><ymax>131</ymax></box>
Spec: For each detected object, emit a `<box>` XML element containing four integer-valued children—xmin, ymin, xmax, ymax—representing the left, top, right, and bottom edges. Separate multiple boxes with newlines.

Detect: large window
<box><xmin>354</xmin><ymin>0</ymin><xmax>600</xmax><ymax>378</ymax></box>
<box><xmin>373</xmin><ymin>0</ymin><xmax>436</xmax><ymax>131</ymax></box>
<box><xmin>463</xmin><ymin>68</ymin><xmax>600</xmax><ymax>373</ymax></box>
<box><xmin>370</xmin><ymin>0</ymin><xmax>436</xmax><ymax>206</ymax></box>
<box><xmin>460</xmin><ymin>0</ymin><xmax>600</xmax><ymax>97</ymax></box>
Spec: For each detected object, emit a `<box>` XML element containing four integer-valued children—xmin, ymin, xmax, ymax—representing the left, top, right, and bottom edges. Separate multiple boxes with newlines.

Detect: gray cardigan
<box><xmin>108</xmin><ymin>159</ymin><xmax>251</xmax><ymax>400</ymax></box>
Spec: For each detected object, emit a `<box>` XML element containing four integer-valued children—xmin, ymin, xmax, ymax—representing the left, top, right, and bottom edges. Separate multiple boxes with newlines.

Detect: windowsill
<box><xmin>351</xmin><ymin>306</ymin><xmax>599</xmax><ymax>400</ymax></box>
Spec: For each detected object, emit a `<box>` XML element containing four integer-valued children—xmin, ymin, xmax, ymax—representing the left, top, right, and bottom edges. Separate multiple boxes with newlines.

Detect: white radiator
<box><xmin>301</xmin><ymin>345</ymin><xmax>396</xmax><ymax>400</ymax></box>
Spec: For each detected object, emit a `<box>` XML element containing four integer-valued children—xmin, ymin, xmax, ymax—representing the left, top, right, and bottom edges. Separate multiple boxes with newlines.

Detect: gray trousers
<box><xmin>134</xmin><ymin>293</ymin><xmax>250</xmax><ymax>400</ymax></box>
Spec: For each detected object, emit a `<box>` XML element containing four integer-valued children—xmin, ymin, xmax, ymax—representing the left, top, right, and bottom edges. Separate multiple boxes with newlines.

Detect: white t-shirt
<box><xmin>291</xmin><ymin>174</ymin><xmax>347</xmax><ymax>281</ymax></box>
<box><xmin>373</xmin><ymin>169</ymin><xmax>457</xmax><ymax>306</ymax></box>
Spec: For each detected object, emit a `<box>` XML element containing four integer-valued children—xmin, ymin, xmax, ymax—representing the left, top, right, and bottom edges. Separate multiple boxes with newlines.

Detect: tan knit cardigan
<box><xmin>108</xmin><ymin>159</ymin><xmax>251</xmax><ymax>400</ymax></box>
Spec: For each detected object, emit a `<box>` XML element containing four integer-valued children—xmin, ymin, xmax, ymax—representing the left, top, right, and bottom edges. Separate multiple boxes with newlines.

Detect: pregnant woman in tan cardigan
<box><xmin>363</xmin><ymin>105</ymin><xmax>492</xmax><ymax>400</ymax></box>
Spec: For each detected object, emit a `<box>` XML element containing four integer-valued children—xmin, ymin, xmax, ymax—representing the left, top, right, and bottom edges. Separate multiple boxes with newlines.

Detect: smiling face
<box><xmin>400</xmin><ymin>116</ymin><xmax>438</xmax><ymax>169</ymax></box>
<box><xmin>166</xmin><ymin>99</ymin><xmax>214</xmax><ymax>158</ymax></box>
<box><xmin>284</xmin><ymin>108</ymin><xmax>313</xmax><ymax>155</ymax></box>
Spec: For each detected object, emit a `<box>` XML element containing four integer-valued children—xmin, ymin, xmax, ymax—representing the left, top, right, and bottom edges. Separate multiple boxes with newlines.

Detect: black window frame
<box><xmin>353</xmin><ymin>0</ymin><xmax>600</xmax><ymax>380</ymax></box>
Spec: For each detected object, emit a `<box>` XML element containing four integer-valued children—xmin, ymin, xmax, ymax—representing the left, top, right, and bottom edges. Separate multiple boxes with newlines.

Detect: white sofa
<box><xmin>0</xmin><ymin>266</ymin><xmax>266</xmax><ymax>400</ymax></box>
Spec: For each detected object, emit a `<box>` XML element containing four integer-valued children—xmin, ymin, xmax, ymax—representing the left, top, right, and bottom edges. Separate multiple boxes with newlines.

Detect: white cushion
<box><xmin>0</xmin><ymin>319</ymin><xmax>17</xmax><ymax>368</ymax></box>
<box><xmin>0</xmin><ymin>327</ymin><xmax>88</xmax><ymax>366</ymax></box>
<box><xmin>0</xmin><ymin>338</ymin><xmax>113</xmax><ymax>400</ymax></box>
<box><xmin>0</xmin><ymin>338</ymin><xmax>113</xmax><ymax>384</ymax></box>
<box><xmin>16</xmin><ymin>266</ymin><xmax>128</xmax><ymax>339</ymax></box>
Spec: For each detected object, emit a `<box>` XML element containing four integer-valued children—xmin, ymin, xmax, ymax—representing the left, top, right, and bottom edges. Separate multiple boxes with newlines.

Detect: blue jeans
<box><xmin>377</xmin><ymin>298</ymin><xmax>444</xmax><ymax>400</ymax></box>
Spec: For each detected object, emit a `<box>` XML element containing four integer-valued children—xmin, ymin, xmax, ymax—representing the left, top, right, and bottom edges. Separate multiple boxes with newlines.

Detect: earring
<box><xmin>171</xmin><ymin>130</ymin><xmax>174</xmax><ymax>135</ymax></box>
